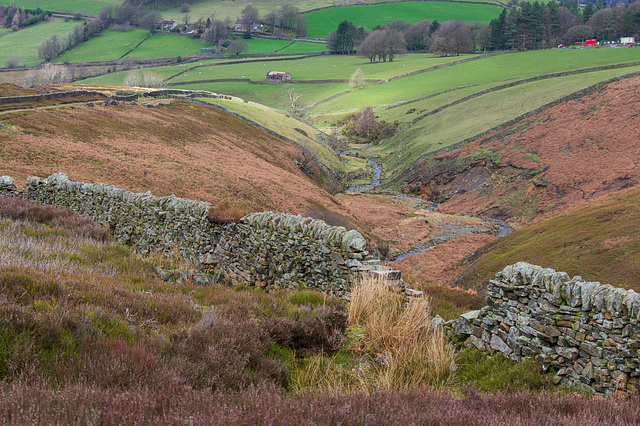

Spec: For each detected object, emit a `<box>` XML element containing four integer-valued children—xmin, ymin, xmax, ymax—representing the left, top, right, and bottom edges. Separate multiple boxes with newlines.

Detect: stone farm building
<box><xmin>266</xmin><ymin>71</ymin><xmax>292</xmax><ymax>82</ymax></box>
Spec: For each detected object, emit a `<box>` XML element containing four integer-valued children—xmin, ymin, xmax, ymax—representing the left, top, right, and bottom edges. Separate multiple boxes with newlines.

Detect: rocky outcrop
<box><xmin>4</xmin><ymin>173</ymin><xmax>402</xmax><ymax>298</ymax></box>
<box><xmin>447</xmin><ymin>262</ymin><xmax>640</xmax><ymax>396</ymax></box>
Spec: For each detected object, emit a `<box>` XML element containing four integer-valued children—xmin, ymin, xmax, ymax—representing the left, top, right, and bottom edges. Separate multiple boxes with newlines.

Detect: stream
<box><xmin>338</xmin><ymin>150</ymin><xmax>382</xmax><ymax>193</ymax></box>
<box><xmin>337</xmin><ymin>149</ymin><xmax>513</xmax><ymax>262</ymax></box>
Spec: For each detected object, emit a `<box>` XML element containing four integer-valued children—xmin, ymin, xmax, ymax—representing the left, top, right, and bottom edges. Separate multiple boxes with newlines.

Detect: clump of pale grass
<box><xmin>348</xmin><ymin>275</ymin><xmax>455</xmax><ymax>391</ymax></box>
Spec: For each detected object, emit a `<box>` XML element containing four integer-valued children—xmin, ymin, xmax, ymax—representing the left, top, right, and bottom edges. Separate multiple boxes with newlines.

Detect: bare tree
<box><xmin>140</xmin><ymin>11</ymin><xmax>162</xmax><ymax>34</ymax></box>
<box><xmin>181</xmin><ymin>2</ymin><xmax>190</xmax><ymax>13</ymax></box>
<box><xmin>429</xmin><ymin>35</ymin><xmax>449</xmax><ymax>56</ymax></box>
<box><xmin>123</xmin><ymin>70</ymin><xmax>166</xmax><ymax>88</ymax></box>
<box><xmin>405</xmin><ymin>19</ymin><xmax>432</xmax><ymax>51</ymax></box>
<box><xmin>22</xmin><ymin>64</ymin><xmax>70</xmax><ymax>84</ymax></box>
<box><xmin>430</xmin><ymin>20</ymin><xmax>473</xmax><ymax>56</ymax></box>
<box><xmin>357</xmin><ymin>29</ymin><xmax>406</xmax><ymax>63</ymax></box>
<box><xmin>227</xmin><ymin>39</ymin><xmax>248</xmax><ymax>55</ymax></box>
<box><xmin>564</xmin><ymin>24</ymin><xmax>595</xmax><ymax>46</ymax></box>
<box><xmin>98</xmin><ymin>6</ymin><xmax>112</xmax><ymax>29</ymax></box>
<box><xmin>241</xmin><ymin>4</ymin><xmax>259</xmax><ymax>31</ymax></box>
<box><xmin>37</xmin><ymin>35</ymin><xmax>62</xmax><ymax>62</ymax></box>
<box><xmin>282</xmin><ymin>83</ymin><xmax>304</xmax><ymax>113</ymax></box>
<box><xmin>203</xmin><ymin>19</ymin><xmax>229</xmax><ymax>47</ymax></box>
<box><xmin>356</xmin><ymin>107</ymin><xmax>376</xmax><ymax>136</ymax></box>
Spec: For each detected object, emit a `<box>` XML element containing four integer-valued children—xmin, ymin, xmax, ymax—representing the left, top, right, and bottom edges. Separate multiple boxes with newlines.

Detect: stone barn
<box><xmin>266</xmin><ymin>71</ymin><xmax>292</xmax><ymax>82</ymax></box>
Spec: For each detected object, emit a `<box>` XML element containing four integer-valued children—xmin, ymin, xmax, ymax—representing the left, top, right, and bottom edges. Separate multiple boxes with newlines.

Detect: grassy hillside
<box><xmin>379</xmin><ymin>65</ymin><xmax>640</xmax><ymax>179</ymax></box>
<box><xmin>0</xmin><ymin>18</ymin><xmax>83</xmax><ymax>66</ymax></box>
<box><xmin>55</xmin><ymin>29</ymin><xmax>149</xmax><ymax>63</ymax></box>
<box><xmin>305</xmin><ymin>2</ymin><xmax>503</xmax><ymax>39</ymax></box>
<box><xmin>0</xmin><ymin>99</ymin><xmax>348</xmax><ymax>217</ymax></box>
<box><xmin>453</xmin><ymin>186</ymin><xmax>640</xmax><ymax>293</ymax></box>
<box><xmin>124</xmin><ymin>32</ymin><xmax>209</xmax><ymax>60</ymax></box>
<box><xmin>12</xmin><ymin>0</ymin><xmax>120</xmax><ymax>15</ymax></box>
<box><xmin>395</xmin><ymin>75</ymin><xmax>640</xmax><ymax>224</ymax></box>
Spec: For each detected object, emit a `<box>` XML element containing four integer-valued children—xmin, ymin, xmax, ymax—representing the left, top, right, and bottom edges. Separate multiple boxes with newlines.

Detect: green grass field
<box><xmin>0</xmin><ymin>18</ymin><xmax>83</xmax><ymax>66</ymax></box>
<box><xmin>179</xmin><ymin>81</ymin><xmax>352</xmax><ymax>108</ymax></box>
<box><xmin>197</xmin><ymin>98</ymin><xmax>346</xmax><ymax>172</ymax></box>
<box><xmin>0</xmin><ymin>28</ymin><xmax>11</xmax><ymax>36</ymax></box>
<box><xmin>55</xmin><ymin>29</ymin><xmax>149</xmax><ymax>63</ymax></box>
<box><xmin>169</xmin><ymin>54</ymin><xmax>469</xmax><ymax>84</ymax></box>
<box><xmin>12</xmin><ymin>0</ymin><xmax>120</xmax><ymax>15</ymax></box>
<box><xmin>278</xmin><ymin>41</ymin><xmax>328</xmax><ymax>54</ymax></box>
<box><xmin>231</xmin><ymin>38</ymin><xmax>292</xmax><ymax>55</ymax></box>
<box><xmin>125</xmin><ymin>32</ymin><xmax>209</xmax><ymax>60</ymax></box>
<box><xmin>308</xmin><ymin>48</ymin><xmax>640</xmax><ymax>113</ymax></box>
<box><xmin>159</xmin><ymin>0</ymin><xmax>504</xmax><ymax>24</ymax></box>
<box><xmin>305</xmin><ymin>2</ymin><xmax>504</xmax><ymax>38</ymax></box>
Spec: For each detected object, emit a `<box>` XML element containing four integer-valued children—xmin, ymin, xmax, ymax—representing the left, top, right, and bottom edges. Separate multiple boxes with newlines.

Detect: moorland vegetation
<box><xmin>2</xmin><ymin>0</ymin><xmax>640</xmax><ymax>421</ymax></box>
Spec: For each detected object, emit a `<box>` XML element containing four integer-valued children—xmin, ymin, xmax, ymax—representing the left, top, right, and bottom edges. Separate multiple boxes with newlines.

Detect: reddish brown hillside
<box><xmin>403</xmin><ymin>76</ymin><xmax>640</xmax><ymax>227</ymax></box>
<box><xmin>0</xmin><ymin>100</ymin><xmax>348</xmax><ymax>219</ymax></box>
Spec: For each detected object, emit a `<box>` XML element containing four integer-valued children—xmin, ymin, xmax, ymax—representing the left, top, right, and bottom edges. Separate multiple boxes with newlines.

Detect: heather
<box><xmin>1</xmin><ymin>198</ymin><xmax>638</xmax><ymax>423</ymax></box>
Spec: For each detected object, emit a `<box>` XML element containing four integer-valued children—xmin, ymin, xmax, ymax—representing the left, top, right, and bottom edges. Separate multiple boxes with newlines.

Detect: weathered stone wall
<box><xmin>8</xmin><ymin>173</ymin><xmax>379</xmax><ymax>297</ymax></box>
<box><xmin>448</xmin><ymin>262</ymin><xmax>640</xmax><ymax>395</ymax></box>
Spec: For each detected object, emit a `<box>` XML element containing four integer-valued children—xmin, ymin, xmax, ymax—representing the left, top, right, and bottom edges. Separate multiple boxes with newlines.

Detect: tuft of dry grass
<box><xmin>348</xmin><ymin>275</ymin><xmax>455</xmax><ymax>391</ymax></box>
<box><xmin>206</xmin><ymin>202</ymin><xmax>250</xmax><ymax>225</ymax></box>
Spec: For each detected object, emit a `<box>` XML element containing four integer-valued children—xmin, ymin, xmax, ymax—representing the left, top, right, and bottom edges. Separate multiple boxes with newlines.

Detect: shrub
<box><xmin>4</xmin><ymin>57</ymin><xmax>19</xmax><ymax>69</ymax></box>
<box><xmin>22</xmin><ymin>64</ymin><xmax>71</xmax><ymax>85</ymax></box>
<box><xmin>167</xmin><ymin>310</ymin><xmax>288</xmax><ymax>390</ymax></box>
<box><xmin>206</xmin><ymin>202</ymin><xmax>248</xmax><ymax>224</ymax></box>
<box><xmin>123</xmin><ymin>70</ymin><xmax>166</xmax><ymax>88</ymax></box>
<box><xmin>0</xmin><ymin>197</ymin><xmax>108</xmax><ymax>241</ymax></box>
<box><xmin>262</xmin><ymin>307</ymin><xmax>347</xmax><ymax>357</ymax></box>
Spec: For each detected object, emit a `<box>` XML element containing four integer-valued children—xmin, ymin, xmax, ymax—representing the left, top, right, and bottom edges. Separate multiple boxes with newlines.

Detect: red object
<box><xmin>585</xmin><ymin>39</ymin><xmax>597</xmax><ymax>46</ymax></box>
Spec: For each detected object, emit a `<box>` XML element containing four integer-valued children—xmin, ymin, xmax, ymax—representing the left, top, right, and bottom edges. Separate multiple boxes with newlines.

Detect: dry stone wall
<box><xmin>6</xmin><ymin>173</ymin><xmax>381</xmax><ymax>297</ymax></box>
<box><xmin>447</xmin><ymin>262</ymin><xmax>640</xmax><ymax>396</ymax></box>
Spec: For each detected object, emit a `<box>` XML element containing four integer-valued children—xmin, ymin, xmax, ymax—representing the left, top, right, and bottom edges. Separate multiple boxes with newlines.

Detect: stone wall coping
<box><xmin>496</xmin><ymin>262</ymin><xmax>640</xmax><ymax>317</ymax></box>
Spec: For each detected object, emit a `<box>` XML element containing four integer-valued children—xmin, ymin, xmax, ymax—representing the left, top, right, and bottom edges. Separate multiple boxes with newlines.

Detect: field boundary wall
<box><xmin>0</xmin><ymin>173</ymin><xmax>380</xmax><ymax>297</ymax></box>
<box><xmin>447</xmin><ymin>262</ymin><xmax>640</xmax><ymax>396</ymax></box>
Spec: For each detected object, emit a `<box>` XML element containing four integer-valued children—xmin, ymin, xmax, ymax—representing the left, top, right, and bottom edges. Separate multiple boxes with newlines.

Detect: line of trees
<box><xmin>487</xmin><ymin>0</ymin><xmax>640</xmax><ymax>50</ymax></box>
<box><xmin>327</xmin><ymin>18</ymin><xmax>477</xmax><ymax>60</ymax></box>
<box><xmin>0</xmin><ymin>1</ymin><xmax>52</xmax><ymax>30</ymax></box>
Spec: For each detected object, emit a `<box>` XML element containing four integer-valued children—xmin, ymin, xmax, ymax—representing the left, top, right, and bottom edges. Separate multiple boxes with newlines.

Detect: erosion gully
<box><xmin>338</xmin><ymin>150</ymin><xmax>512</xmax><ymax>262</ymax></box>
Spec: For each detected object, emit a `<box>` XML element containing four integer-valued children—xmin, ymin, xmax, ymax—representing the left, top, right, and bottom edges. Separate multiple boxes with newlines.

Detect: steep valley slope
<box><xmin>0</xmin><ymin>99</ymin><xmax>353</xmax><ymax>220</ymax></box>
<box><xmin>399</xmin><ymin>76</ymin><xmax>640</xmax><ymax>228</ymax></box>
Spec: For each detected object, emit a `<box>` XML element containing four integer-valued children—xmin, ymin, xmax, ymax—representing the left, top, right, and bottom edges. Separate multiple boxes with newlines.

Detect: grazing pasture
<box><xmin>11</xmin><ymin>0</ymin><xmax>121</xmax><ymax>15</ymax></box>
<box><xmin>55</xmin><ymin>29</ymin><xmax>149</xmax><ymax>63</ymax></box>
<box><xmin>305</xmin><ymin>2</ymin><xmax>504</xmax><ymax>38</ymax></box>
<box><xmin>0</xmin><ymin>18</ymin><xmax>82</xmax><ymax>66</ymax></box>
<box><xmin>124</xmin><ymin>32</ymin><xmax>209</xmax><ymax>60</ymax></box>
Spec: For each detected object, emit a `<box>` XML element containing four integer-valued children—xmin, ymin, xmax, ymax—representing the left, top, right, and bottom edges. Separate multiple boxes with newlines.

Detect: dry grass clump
<box><xmin>206</xmin><ymin>202</ymin><xmax>250</xmax><ymax>224</ymax></box>
<box><xmin>348</xmin><ymin>275</ymin><xmax>455</xmax><ymax>391</ymax></box>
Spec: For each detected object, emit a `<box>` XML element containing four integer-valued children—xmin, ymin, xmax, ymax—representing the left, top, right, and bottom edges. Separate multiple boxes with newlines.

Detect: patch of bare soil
<box><xmin>336</xmin><ymin>193</ymin><xmax>497</xmax><ymax>284</ymax></box>
<box><xmin>406</xmin><ymin>76</ymin><xmax>640</xmax><ymax>228</ymax></box>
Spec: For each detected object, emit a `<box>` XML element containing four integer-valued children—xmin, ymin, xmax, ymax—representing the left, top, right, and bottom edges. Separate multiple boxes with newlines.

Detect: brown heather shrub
<box><xmin>262</xmin><ymin>307</ymin><xmax>347</xmax><ymax>357</ymax></box>
<box><xmin>2</xmin><ymin>380</ymin><xmax>640</xmax><ymax>424</ymax></box>
<box><xmin>166</xmin><ymin>311</ymin><xmax>288</xmax><ymax>391</ymax></box>
<box><xmin>0</xmin><ymin>197</ymin><xmax>108</xmax><ymax>241</ymax></box>
<box><xmin>206</xmin><ymin>202</ymin><xmax>249</xmax><ymax>224</ymax></box>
